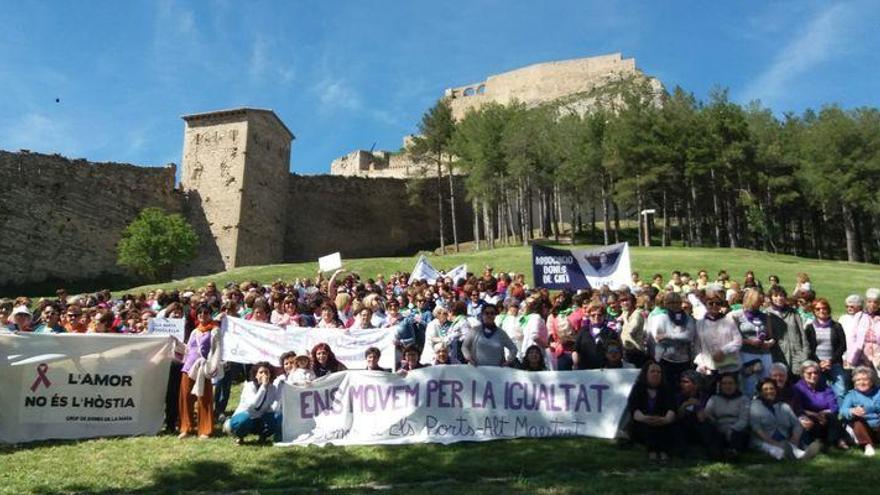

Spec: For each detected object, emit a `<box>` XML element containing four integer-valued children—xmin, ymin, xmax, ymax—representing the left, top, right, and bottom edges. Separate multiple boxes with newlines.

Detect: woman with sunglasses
<box><xmin>804</xmin><ymin>298</ymin><xmax>848</xmax><ymax>404</ymax></box>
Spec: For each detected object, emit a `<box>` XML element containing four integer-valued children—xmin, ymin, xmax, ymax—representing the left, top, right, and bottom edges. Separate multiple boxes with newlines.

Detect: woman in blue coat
<box><xmin>840</xmin><ymin>366</ymin><xmax>880</xmax><ymax>456</ymax></box>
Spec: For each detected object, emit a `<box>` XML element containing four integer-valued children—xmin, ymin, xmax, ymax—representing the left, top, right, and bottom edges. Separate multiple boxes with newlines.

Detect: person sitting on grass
<box><xmin>704</xmin><ymin>373</ymin><xmax>751</xmax><ymax>459</ymax></box>
<box><xmin>792</xmin><ymin>360</ymin><xmax>848</xmax><ymax>450</ymax></box>
<box><xmin>840</xmin><ymin>366</ymin><xmax>880</xmax><ymax>456</ymax></box>
<box><xmin>628</xmin><ymin>361</ymin><xmax>676</xmax><ymax>461</ymax></box>
<box><xmin>673</xmin><ymin>370</ymin><xmax>713</xmax><ymax>457</ymax></box>
<box><xmin>749</xmin><ymin>377</ymin><xmax>821</xmax><ymax>460</ymax></box>
<box><xmin>228</xmin><ymin>361</ymin><xmax>280</xmax><ymax>445</ymax></box>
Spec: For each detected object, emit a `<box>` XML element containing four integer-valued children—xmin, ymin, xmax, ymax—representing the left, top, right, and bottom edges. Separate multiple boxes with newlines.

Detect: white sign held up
<box><xmin>318</xmin><ymin>252</ymin><xmax>343</xmax><ymax>272</ymax></box>
<box><xmin>146</xmin><ymin>317</ymin><xmax>186</xmax><ymax>342</ymax></box>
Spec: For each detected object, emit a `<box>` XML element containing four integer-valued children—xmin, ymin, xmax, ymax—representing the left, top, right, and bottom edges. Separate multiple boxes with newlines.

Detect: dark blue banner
<box><xmin>531</xmin><ymin>244</ymin><xmax>591</xmax><ymax>290</ymax></box>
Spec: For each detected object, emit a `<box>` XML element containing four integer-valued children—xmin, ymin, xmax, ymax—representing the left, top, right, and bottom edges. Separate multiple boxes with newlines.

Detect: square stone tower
<box><xmin>180</xmin><ymin>108</ymin><xmax>294</xmax><ymax>272</ymax></box>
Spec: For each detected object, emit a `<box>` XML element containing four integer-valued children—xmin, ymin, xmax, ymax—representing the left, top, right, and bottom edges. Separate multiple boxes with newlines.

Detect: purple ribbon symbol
<box><xmin>30</xmin><ymin>363</ymin><xmax>51</xmax><ymax>392</ymax></box>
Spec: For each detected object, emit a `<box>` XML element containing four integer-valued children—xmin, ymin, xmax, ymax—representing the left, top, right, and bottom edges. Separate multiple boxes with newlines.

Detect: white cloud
<box><xmin>248</xmin><ymin>37</ymin><xmax>269</xmax><ymax>80</ymax></box>
<box><xmin>740</xmin><ymin>2</ymin><xmax>857</xmax><ymax>105</ymax></box>
<box><xmin>151</xmin><ymin>0</ymin><xmax>214</xmax><ymax>86</ymax></box>
<box><xmin>316</xmin><ymin>77</ymin><xmax>363</xmax><ymax>112</ymax></box>
<box><xmin>248</xmin><ymin>36</ymin><xmax>296</xmax><ymax>85</ymax></box>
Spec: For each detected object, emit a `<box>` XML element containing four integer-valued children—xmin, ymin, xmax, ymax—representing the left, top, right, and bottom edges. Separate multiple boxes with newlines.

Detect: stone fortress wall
<box><xmin>0</xmin><ymin>151</ymin><xmax>182</xmax><ymax>289</ymax></box>
<box><xmin>329</xmin><ymin>137</ymin><xmax>455</xmax><ymax>180</ymax></box>
<box><xmin>0</xmin><ymin>109</ymin><xmax>469</xmax><ymax>291</ymax></box>
<box><xmin>331</xmin><ymin>53</ymin><xmax>653</xmax><ymax>179</ymax></box>
<box><xmin>285</xmin><ymin>174</ymin><xmax>470</xmax><ymax>262</ymax></box>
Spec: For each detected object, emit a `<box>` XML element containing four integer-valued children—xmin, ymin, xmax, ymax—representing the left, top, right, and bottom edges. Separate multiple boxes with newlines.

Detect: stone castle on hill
<box><xmin>0</xmin><ymin>52</ymin><xmax>654</xmax><ymax>290</ymax></box>
<box><xmin>330</xmin><ymin>53</ymin><xmax>659</xmax><ymax>179</ymax></box>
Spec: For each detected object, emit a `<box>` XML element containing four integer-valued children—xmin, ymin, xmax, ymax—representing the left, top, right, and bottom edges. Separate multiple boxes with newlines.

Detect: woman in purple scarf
<box><xmin>803</xmin><ymin>298</ymin><xmax>848</xmax><ymax>404</ymax></box>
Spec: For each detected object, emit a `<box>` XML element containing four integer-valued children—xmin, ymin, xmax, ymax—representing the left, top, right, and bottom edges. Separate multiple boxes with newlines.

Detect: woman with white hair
<box><xmin>421</xmin><ymin>305</ymin><xmax>452</xmax><ymax>364</ymax></box>
<box><xmin>840</xmin><ymin>366</ymin><xmax>880</xmax><ymax>456</ymax></box>
<box><xmin>792</xmin><ymin>360</ymin><xmax>847</xmax><ymax>450</ymax></box>
<box><xmin>845</xmin><ymin>289</ymin><xmax>880</xmax><ymax>369</ymax></box>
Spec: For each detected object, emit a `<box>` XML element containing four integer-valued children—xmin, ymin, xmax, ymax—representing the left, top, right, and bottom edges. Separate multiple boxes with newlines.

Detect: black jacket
<box><xmin>804</xmin><ymin>320</ymin><xmax>846</xmax><ymax>365</ymax></box>
<box><xmin>573</xmin><ymin>324</ymin><xmax>619</xmax><ymax>370</ymax></box>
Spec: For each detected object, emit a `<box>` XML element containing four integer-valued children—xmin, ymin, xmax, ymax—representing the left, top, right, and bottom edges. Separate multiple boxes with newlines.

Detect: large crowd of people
<box><xmin>3</xmin><ymin>266</ymin><xmax>880</xmax><ymax>461</ymax></box>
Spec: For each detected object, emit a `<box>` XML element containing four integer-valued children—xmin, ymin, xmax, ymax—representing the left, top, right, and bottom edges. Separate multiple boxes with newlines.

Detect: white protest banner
<box><xmin>532</xmin><ymin>242</ymin><xmax>632</xmax><ymax>290</ymax></box>
<box><xmin>0</xmin><ymin>334</ymin><xmax>174</xmax><ymax>444</ymax></box>
<box><xmin>147</xmin><ymin>317</ymin><xmax>185</xmax><ymax>342</ymax></box>
<box><xmin>221</xmin><ymin>317</ymin><xmax>396</xmax><ymax>370</ymax></box>
<box><xmin>410</xmin><ymin>255</ymin><xmax>440</xmax><ymax>284</ymax></box>
<box><xmin>318</xmin><ymin>252</ymin><xmax>342</xmax><ymax>272</ymax></box>
<box><xmin>277</xmin><ymin>365</ymin><xmax>638</xmax><ymax>446</ymax></box>
<box><xmin>446</xmin><ymin>264</ymin><xmax>468</xmax><ymax>284</ymax></box>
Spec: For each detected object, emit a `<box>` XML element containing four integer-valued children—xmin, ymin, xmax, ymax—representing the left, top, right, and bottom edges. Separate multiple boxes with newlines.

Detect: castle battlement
<box><xmin>444</xmin><ymin>53</ymin><xmax>641</xmax><ymax>120</ymax></box>
<box><xmin>331</xmin><ymin>53</ymin><xmax>657</xmax><ymax>179</ymax></box>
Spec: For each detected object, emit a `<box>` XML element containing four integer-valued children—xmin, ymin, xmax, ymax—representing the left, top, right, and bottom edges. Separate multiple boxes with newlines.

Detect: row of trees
<box><xmin>411</xmin><ymin>78</ymin><xmax>880</xmax><ymax>263</ymax></box>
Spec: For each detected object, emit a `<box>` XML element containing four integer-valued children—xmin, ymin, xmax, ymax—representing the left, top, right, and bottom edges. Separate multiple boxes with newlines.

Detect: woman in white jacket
<box><xmin>694</xmin><ymin>294</ymin><xmax>742</xmax><ymax>378</ymax></box>
<box><xmin>229</xmin><ymin>361</ymin><xmax>280</xmax><ymax>445</ymax></box>
<box><xmin>519</xmin><ymin>295</ymin><xmax>549</xmax><ymax>361</ymax></box>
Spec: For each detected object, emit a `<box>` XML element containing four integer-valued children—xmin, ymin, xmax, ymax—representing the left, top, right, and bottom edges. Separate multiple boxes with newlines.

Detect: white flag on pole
<box><xmin>410</xmin><ymin>255</ymin><xmax>440</xmax><ymax>284</ymax></box>
<box><xmin>446</xmin><ymin>264</ymin><xmax>468</xmax><ymax>284</ymax></box>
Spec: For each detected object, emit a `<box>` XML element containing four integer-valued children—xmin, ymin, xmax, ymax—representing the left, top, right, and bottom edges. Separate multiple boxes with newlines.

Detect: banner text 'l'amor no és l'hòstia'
<box><xmin>278</xmin><ymin>365</ymin><xmax>638</xmax><ymax>446</ymax></box>
<box><xmin>0</xmin><ymin>333</ymin><xmax>174</xmax><ymax>444</ymax></box>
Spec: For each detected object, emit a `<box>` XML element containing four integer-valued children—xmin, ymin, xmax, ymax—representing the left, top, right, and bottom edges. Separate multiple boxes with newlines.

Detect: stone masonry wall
<box><xmin>446</xmin><ymin>53</ymin><xmax>640</xmax><ymax>120</ymax></box>
<box><xmin>285</xmin><ymin>175</ymin><xmax>472</xmax><ymax>261</ymax></box>
<box><xmin>0</xmin><ymin>151</ymin><xmax>182</xmax><ymax>288</ymax></box>
<box><xmin>179</xmin><ymin>114</ymin><xmax>249</xmax><ymax>274</ymax></box>
<box><xmin>237</xmin><ymin>112</ymin><xmax>292</xmax><ymax>267</ymax></box>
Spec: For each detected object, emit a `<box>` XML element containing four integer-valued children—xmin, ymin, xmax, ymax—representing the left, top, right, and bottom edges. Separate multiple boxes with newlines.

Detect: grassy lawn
<box><xmin>2</xmin><ymin>428</ymin><xmax>879</xmax><ymax>494</ymax></box>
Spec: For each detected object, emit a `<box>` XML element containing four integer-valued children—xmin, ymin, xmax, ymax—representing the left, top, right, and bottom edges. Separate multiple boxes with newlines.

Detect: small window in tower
<box><xmin>463</xmin><ymin>87</ymin><xmax>475</xmax><ymax>96</ymax></box>
<box><xmin>477</xmin><ymin>84</ymin><xmax>486</xmax><ymax>94</ymax></box>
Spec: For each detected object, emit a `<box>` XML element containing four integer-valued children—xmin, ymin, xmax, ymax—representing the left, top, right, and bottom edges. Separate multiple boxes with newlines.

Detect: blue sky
<box><xmin>0</xmin><ymin>0</ymin><xmax>877</xmax><ymax>176</ymax></box>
